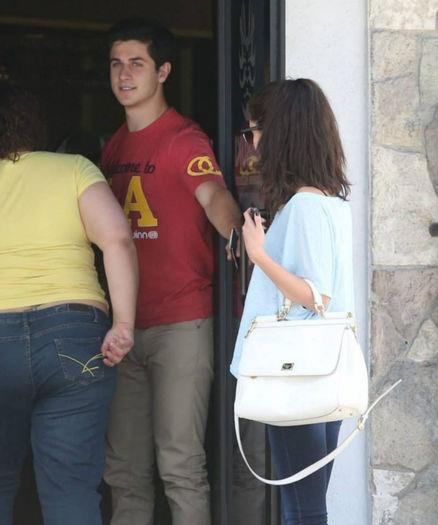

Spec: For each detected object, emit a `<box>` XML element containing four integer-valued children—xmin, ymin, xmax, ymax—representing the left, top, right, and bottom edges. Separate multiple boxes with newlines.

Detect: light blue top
<box><xmin>230</xmin><ymin>192</ymin><xmax>355</xmax><ymax>377</ymax></box>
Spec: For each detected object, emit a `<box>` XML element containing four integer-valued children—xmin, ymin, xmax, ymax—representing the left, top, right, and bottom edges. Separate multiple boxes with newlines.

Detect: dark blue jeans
<box><xmin>0</xmin><ymin>304</ymin><xmax>116</xmax><ymax>525</ymax></box>
<box><xmin>268</xmin><ymin>421</ymin><xmax>342</xmax><ymax>525</ymax></box>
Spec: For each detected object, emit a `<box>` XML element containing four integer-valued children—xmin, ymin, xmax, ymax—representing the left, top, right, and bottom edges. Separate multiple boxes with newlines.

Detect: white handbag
<box><xmin>234</xmin><ymin>279</ymin><xmax>401</xmax><ymax>485</ymax></box>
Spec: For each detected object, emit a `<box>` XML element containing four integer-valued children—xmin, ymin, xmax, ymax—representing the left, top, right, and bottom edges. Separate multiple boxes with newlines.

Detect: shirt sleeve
<box><xmin>282</xmin><ymin>196</ymin><xmax>335</xmax><ymax>299</ymax></box>
<box><xmin>74</xmin><ymin>155</ymin><xmax>107</xmax><ymax>197</ymax></box>
<box><xmin>169</xmin><ymin>126</ymin><xmax>225</xmax><ymax>195</ymax></box>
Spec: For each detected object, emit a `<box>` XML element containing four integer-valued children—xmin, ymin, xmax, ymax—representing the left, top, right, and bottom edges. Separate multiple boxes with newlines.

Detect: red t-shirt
<box><xmin>102</xmin><ymin>108</ymin><xmax>225</xmax><ymax>328</ymax></box>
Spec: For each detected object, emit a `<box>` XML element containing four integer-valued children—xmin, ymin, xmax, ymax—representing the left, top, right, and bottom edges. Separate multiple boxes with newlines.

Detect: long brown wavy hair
<box><xmin>248</xmin><ymin>79</ymin><xmax>350</xmax><ymax>214</ymax></box>
<box><xmin>0</xmin><ymin>84</ymin><xmax>46</xmax><ymax>161</ymax></box>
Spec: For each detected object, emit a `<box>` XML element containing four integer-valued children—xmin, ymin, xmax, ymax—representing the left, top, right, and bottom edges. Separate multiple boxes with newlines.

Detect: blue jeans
<box><xmin>0</xmin><ymin>304</ymin><xmax>116</xmax><ymax>525</ymax></box>
<box><xmin>268</xmin><ymin>421</ymin><xmax>342</xmax><ymax>525</ymax></box>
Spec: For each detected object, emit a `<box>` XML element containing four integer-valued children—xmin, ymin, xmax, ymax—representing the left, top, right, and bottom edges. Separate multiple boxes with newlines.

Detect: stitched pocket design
<box><xmin>55</xmin><ymin>337</ymin><xmax>105</xmax><ymax>384</ymax></box>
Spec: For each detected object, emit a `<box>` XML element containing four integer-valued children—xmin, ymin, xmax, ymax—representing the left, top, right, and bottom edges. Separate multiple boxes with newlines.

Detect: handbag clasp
<box><xmin>277</xmin><ymin>304</ymin><xmax>290</xmax><ymax>321</ymax></box>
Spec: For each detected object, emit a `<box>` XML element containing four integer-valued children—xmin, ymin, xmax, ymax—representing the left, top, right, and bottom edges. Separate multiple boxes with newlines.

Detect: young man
<box><xmin>102</xmin><ymin>18</ymin><xmax>241</xmax><ymax>525</ymax></box>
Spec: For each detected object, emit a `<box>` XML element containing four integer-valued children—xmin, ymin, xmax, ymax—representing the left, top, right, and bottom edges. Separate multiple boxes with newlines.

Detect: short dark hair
<box><xmin>248</xmin><ymin>79</ymin><xmax>350</xmax><ymax>213</ymax></box>
<box><xmin>0</xmin><ymin>83</ymin><xmax>46</xmax><ymax>161</ymax></box>
<box><xmin>108</xmin><ymin>18</ymin><xmax>176</xmax><ymax>70</ymax></box>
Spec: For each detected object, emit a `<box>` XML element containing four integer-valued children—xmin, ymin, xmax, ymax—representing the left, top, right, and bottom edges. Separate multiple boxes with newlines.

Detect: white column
<box><xmin>285</xmin><ymin>1</ymin><xmax>369</xmax><ymax>524</ymax></box>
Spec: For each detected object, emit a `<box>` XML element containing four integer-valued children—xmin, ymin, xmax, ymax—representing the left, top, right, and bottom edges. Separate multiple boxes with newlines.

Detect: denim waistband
<box><xmin>0</xmin><ymin>303</ymin><xmax>109</xmax><ymax>324</ymax></box>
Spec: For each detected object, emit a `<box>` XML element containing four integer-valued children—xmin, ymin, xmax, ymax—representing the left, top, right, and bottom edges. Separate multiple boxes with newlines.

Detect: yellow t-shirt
<box><xmin>0</xmin><ymin>151</ymin><xmax>108</xmax><ymax>309</ymax></box>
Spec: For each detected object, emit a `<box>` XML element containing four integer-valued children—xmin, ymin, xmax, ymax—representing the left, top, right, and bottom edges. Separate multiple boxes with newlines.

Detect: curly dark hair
<box><xmin>248</xmin><ymin>79</ymin><xmax>350</xmax><ymax>214</ymax></box>
<box><xmin>0</xmin><ymin>84</ymin><xmax>46</xmax><ymax>161</ymax></box>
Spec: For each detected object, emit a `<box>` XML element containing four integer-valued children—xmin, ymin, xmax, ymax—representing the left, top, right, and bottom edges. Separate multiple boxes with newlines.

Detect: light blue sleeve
<box><xmin>282</xmin><ymin>197</ymin><xmax>335</xmax><ymax>299</ymax></box>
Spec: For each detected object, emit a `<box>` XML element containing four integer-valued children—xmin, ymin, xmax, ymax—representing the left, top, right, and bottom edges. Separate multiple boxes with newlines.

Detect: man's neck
<box><xmin>125</xmin><ymin>98</ymin><xmax>169</xmax><ymax>132</ymax></box>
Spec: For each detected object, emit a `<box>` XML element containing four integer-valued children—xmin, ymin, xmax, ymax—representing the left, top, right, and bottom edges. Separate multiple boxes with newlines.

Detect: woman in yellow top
<box><xmin>0</xmin><ymin>84</ymin><xmax>138</xmax><ymax>525</ymax></box>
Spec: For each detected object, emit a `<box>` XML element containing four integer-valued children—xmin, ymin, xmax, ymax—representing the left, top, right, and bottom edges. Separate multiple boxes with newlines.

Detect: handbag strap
<box><xmin>278</xmin><ymin>279</ymin><xmax>325</xmax><ymax>320</ymax></box>
<box><xmin>234</xmin><ymin>379</ymin><xmax>402</xmax><ymax>486</ymax></box>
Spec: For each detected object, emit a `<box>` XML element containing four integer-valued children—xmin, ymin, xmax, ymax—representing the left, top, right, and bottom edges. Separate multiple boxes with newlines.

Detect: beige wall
<box><xmin>285</xmin><ymin>1</ymin><xmax>370</xmax><ymax>523</ymax></box>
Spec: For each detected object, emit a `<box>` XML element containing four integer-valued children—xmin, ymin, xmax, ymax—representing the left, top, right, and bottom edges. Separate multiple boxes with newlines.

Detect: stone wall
<box><xmin>370</xmin><ymin>1</ymin><xmax>438</xmax><ymax>524</ymax></box>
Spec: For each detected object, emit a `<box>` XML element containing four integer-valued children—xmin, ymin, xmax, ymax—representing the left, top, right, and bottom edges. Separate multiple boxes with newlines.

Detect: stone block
<box><xmin>370</xmin><ymin>309</ymin><xmax>406</xmax><ymax>380</ymax></box>
<box><xmin>371</xmin><ymin>269</ymin><xmax>438</xmax><ymax>342</ymax></box>
<box><xmin>370</xmin><ymin>0</ymin><xmax>438</xmax><ymax>30</ymax></box>
<box><xmin>371</xmin><ymin>270</ymin><xmax>438</xmax><ymax>379</ymax></box>
<box><xmin>420</xmin><ymin>37</ymin><xmax>438</xmax><ymax>118</ymax></box>
<box><xmin>372</xmin><ymin>77</ymin><xmax>422</xmax><ymax>150</ymax></box>
<box><xmin>408</xmin><ymin>319</ymin><xmax>438</xmax><ymax>362</ymax></box>
<box><xmin>371</xmin><ymin>362</ymin><xmax>438</xmax><ymax>471</ymax></box>
<box><xmin>431</xmin><ymin>301</ymin><xmax>438</xmax><ymax>326</ymax></box>
<box><xmin>371</xmin><ymin>32</ymin><xmax>419</xmax><ymax>82</ymax></box>
<box><xmin>396</xmin><ymin>487</ymin><xmax>438</xmax><ymax>524</ymax></box>
<box><xmin>372</xmin><ymin>494</ymin><xmax>398</xmax><ymax>524</ymax></box>
<box><xmin>425</xmin><ymin>108</ymin><xmax>438</xmax><ymax>194</ymax></box>
<box><xmin>371</xmin><ymin>146</ymin><xmax>438</xmax><ymax>265</ymax></box>
<box><xmin>373</xmin><ymin>468</ymin><xmax>415</xmax><ymax>495</ymax></box>
<box><xmin>417</xmin><ymin>464</ymin><xmax>438</xmax><ymax>489</ymax></box>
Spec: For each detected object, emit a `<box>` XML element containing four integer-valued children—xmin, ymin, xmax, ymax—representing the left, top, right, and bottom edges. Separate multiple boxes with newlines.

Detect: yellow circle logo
<box><xmin>187</xmin><ymin>156</ymin><xmax>222</xmax><ymax>177</ymax></box>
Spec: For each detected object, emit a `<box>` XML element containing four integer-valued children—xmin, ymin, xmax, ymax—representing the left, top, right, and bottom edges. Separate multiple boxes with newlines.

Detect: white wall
<box><xmin>285</xmin><ymin>1</ymin><xmax>370</xmax><ymax>524</ymax></box>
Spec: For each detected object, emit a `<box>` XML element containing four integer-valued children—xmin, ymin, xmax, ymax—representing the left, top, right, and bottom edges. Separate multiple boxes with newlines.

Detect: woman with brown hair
<box><xmin>0</xmin><ymin>84</ymin><xmax>138</xmax><ymax>525</ymax></box>
<box><xmin>231</xmin><ymin>79</ymin><xmax>354</xmax><ymax>524</ymax></box>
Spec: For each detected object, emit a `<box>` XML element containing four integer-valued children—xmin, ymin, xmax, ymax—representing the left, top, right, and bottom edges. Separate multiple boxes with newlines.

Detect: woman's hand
<box><xmin>242</xmin><ymin>208</ymin><xmax>266</xmax><ymax>264</ymax></box>
<box><xmin>101</xmin><ymin>322</ymin><xmax>134</xmax><ymax>367</ymax></box>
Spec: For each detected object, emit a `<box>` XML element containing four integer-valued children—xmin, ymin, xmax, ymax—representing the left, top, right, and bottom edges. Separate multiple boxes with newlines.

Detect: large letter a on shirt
<box><xmin>123</xmin><ymin>176</ymin><xmax>158</xmax><ymax>227</ymax></box>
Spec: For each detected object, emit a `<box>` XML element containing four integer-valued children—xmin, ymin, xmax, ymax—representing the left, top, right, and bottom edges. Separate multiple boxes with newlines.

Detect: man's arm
<box><xmin>195</xmin><ymin>180</ymin><xmax>241</xmax><ymax>238</ymax></box>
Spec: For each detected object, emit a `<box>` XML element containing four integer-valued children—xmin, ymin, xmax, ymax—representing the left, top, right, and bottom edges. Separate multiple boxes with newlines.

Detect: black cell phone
<box><xmin>249</xmin><ymin>207</ymin><xmax>259</xmax><ymax>219</ymax></box>
<box><xmin>229</xmin><ymin>228</ymin><xmax>239</xmax><ymax>270</ymax></box>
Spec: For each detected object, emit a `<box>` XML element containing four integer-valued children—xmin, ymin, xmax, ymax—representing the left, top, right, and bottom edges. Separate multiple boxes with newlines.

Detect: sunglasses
<box><xmin>240</xmin><ymin>124</ymin><xmax>262</xmax><ymax>145</ymax></box>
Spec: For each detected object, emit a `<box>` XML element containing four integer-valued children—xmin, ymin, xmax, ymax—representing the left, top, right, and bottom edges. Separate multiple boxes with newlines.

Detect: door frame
<box><xmin>215</xmin><ymin>1</ymin><xmax>285</xmax><ymax>523</ymax></box>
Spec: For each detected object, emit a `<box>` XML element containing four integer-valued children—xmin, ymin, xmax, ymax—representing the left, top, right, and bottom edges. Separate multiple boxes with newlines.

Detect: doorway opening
<box><xmin>1</xmin><ymin>5</ymin><xmax>216</xmax><ymax>525</ymax></box>
<box><xmin>1</xmin><ymin>1</ymin><xmax>284</xmax><ymax>523</ymax></box>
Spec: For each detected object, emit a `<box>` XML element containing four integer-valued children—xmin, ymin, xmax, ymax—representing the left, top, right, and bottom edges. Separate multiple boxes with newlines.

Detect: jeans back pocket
<box><xmin>55</xmin><ymin>337</ymin><xmax>105</xmax><ymax>385</ymax></box>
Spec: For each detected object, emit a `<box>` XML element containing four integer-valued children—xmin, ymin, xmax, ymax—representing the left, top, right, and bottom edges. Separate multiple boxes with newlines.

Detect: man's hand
<box><xmin>101</xmin><ymin>322</ymin><xmax>134</xmax><ymax>367</ymax></box>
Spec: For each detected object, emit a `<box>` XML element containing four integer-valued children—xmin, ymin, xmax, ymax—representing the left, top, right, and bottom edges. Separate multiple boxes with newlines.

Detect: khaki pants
<box><xmin>105</xmin><ymin>318</ymin><xmax>214</xmax><ymax>525</ymax></box>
